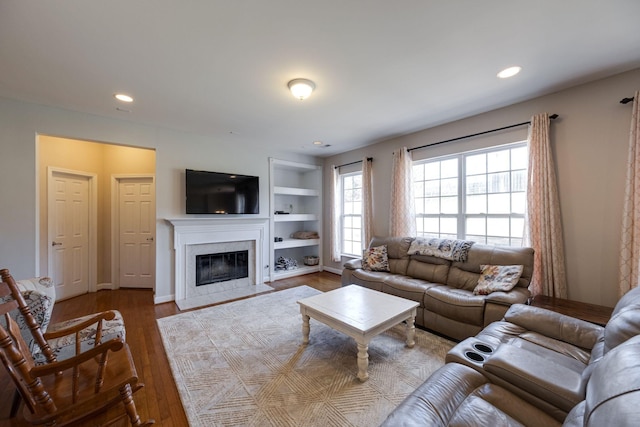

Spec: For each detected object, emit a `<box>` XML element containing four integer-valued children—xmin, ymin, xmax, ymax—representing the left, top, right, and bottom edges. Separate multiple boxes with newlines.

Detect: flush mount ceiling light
<box><xmin>288</xmin><ymin>78</ymin><xmax>315</xmax><ymax>100</ymax></box>
<box><xmin>497</xmin><ymin>66</ymin><xmax>522</xmax><ymax>79</ymax></box>
<box><xmin>114</xmin><ymin>93</ymin><xmax>134</xmax><ymax>103</ymax></box>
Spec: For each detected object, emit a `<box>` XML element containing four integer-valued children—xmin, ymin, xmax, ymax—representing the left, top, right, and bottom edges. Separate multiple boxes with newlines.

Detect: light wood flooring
<box><xmin>0</xmin><ymin>271</ymin><xmax>342</xmax><ymax>426</ymax></box>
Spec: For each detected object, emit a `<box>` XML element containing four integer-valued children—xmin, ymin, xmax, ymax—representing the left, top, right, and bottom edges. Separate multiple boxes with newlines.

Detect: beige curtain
<box><xmin>390</xmin><ymin>147</ymin><xmax>416</xmax><ymax>237</ymax></box>
<box><xmin>330</xmin><ymin>165</ymin><xmax>342</xmax><ymax>262</ymax></box>
<box><xmin>526</xmin><ymin>113</ymin><xmax>567</xmax><ymax>298</ymax></box>
<box><xmin>619</xmin><ymin>90</ymin><xmax>640</xmax><ymax>296</ymax></box>
<box><xmin>362</xmin><ymin>157</ymin><xmax>374</xmax><ymax>249</ymax></box>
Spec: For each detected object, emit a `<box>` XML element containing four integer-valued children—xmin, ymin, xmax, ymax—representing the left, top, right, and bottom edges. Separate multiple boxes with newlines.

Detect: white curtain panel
<box><xmin>526</xmin><ymin>113</ymin><xmax>567</xmax><ymax>298</ymax></box>
<box><xmin>619</xmin><ymin>90</ymin><xmax>640</xmax><ymax>296</ymax></box>
<box><xmin>389</xmin><ymin>147</ymin><xmax>416</xmax><ymax>237</ymax></box>
<box><xmin>330</xmin><ymin>166</ymin><xmax>342</xmax><ymax>262</ymax></box>
<box><xmin>362</xmin><ymin>157</ymin><xmax>374</xmax><ymax>249</ymax></box>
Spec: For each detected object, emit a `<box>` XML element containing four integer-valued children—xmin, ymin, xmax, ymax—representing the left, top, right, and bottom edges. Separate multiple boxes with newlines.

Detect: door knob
<box><xmin>146</xmin><ymin>237</ymin><xmax>154</xmax><ymax>241</ymax></box>
<box><xmin>52</xmin><ymin>241</ymin><xmax>62</xmax><ymax>246</ymax></box>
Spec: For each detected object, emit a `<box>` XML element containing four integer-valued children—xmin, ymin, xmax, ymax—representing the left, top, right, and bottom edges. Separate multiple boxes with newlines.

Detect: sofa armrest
<box><xmin>343</xmin><ymin>258</ymin><xmax>362</xmax><ymax>270</ymax></box>
<box><xmin>504</xmin><ymin>304</ymin><xmax>604</xmax><ymax>350</ymax></box>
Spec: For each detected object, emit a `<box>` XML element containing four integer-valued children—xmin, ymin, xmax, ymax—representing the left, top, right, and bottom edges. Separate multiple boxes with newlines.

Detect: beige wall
<box><xmin>323</xmin><ymin>68</ymin><xmax>640</xmax><ymax>307</ymax></box>
<box><xmin>38</xmin><ymin>136</ymin><xmax>155</xmax><ymax>284</ymax></box>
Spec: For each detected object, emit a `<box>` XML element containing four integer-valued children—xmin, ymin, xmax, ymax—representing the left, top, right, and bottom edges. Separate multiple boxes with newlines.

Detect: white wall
<box><xmin>323</xmin><ymin>68</ymin><xmax>640</xmax><ymax>307</ymax></box>
<box><xmin>0</xmin><ymin>97</ymin><xmax>317</xmax><ymax>302</ymax></box>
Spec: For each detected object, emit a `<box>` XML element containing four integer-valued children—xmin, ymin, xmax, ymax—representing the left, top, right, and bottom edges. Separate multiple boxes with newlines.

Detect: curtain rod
<box><xmin>621</xmin><ymin>97</ymin><xmax>635</xmax><ymax>104</ymax></box>
<box><xmin>407</xmin><ymin>114</ymin><xmax>559</xmax><ymax>153</ymax></box>
<box><xmin>334</xmin><ymin>157</ymin><xmax>373</xmax><ymax>169</ymax></box>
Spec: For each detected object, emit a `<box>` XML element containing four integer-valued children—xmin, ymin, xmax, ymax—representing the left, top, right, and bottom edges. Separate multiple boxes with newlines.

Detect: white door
<box><xmin>48</xmin><ymin>171</ymin><xmax>91</xmax><ymax>300</ymax></box>
<box><xmin>118</xmin><ymin>177</ymin><xmax>155</xmax><ymax>288</ymax></box>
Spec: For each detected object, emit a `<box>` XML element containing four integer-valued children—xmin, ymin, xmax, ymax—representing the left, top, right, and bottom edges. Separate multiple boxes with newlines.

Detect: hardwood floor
<box><xmin>0</xmin><ymin>271</ymin><xmax>342</xmax><ymax>426</ymax></box>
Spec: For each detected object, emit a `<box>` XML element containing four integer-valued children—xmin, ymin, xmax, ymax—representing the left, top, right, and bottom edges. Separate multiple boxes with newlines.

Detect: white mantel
<box><xmin>167</xmin><ymin>218</ymin><xmax>270</xmax><ymax>309</ymax></box>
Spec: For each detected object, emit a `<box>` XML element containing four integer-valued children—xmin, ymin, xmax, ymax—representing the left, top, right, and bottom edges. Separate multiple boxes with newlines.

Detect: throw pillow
<box><xmin>362</xmin><ymin>245</ymin><xmax>390</xmax><ymax>272</ymax></box>
<box><xmin>473</xmin><ymin>264</ymin><xmax>524</xmax><ymax>295</ymax></box>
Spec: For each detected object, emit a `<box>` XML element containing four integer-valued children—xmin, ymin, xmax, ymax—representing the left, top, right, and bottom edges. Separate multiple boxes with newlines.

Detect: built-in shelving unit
<box><xmin>269</xmin><ymin>158</ymin><xmax>322</xmax><ymax>281</ymax></box>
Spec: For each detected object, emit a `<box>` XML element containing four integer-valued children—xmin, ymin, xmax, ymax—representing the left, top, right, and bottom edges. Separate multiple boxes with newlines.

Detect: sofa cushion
<box><xmin>368</xmin><ymin>236</ymin><xmax>413</xmax><ymax>275</ymax></box>
<box><xmin>473</xmin><ymin>264</ymin><xmax>524</xmax><ymax>295</ymax></box>
<box><xmin>350</xmin><ymin>269</ymin><xmax>391</xmax><ymax>291</ymax></box>
<box><xmin>603</xmin><ymin>285</ymin><xmax>640</xmax><ymax>353</ymax></box>
<box><xmin>406</xmin><ymin>254</ymin><xmax>450</xmax><ymax>283</ymax></box>
<box><xmin>362</xmin><ymin>244</ymin><xmax>390</xmax><ymax>272</ymax></box>
<box><xmin>425</xmin><ymin>286</ymin><xmax>485</xmax><ymax>326</ymax></box>
<box><xmin>381</xmin><ymin>275</ymin><xmax>439</xmax><ymax>306</ymax></box>
<box><xmin>448</xmin><ymin>244</ymin><xmax>534</xmax><ymax>291</ymax></box>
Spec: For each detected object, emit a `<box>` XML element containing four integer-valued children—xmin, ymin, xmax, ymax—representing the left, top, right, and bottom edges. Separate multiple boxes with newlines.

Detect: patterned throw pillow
<box><xmin>362</xmin><ymin>245</ymin><xmax>390</xmax><ymax>272</ymax></box>
<box><xmin>473</xmin><ymin>264</ymin><xmax>524</xmax><ymax>295</ymax></box>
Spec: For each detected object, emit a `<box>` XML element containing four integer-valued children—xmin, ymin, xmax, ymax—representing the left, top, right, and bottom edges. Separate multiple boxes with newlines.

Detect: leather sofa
<box><xmin>342</xmin><ymin>236</ymin><xmax>534</xmax><ymax>340</ymax></box>
<box><xmin>381</xmin><ymin>284</ymin><xmax>640</xmax><ymax>426</ymax></box>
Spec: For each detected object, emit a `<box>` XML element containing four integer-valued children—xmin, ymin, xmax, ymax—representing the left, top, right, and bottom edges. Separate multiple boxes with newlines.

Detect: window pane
<box><xmin>424</xmin><ymin>217</ymin><xmax>439</xmax><ymax>233</ymax></box>
<box><xmin>466</xmin><ymin>174</ymin><xmax>486</xmax><ymax>195</ymax></box>
<box><xmin>512</xmin><ymin>146</ymin><xmax>528</xmax><ymax>169</ymax></box>
<box><xmin>466</xmin><ymin>153</ymin><xmax>486</xmax><ymax>175</ymax></box>
<box><xmin>415</xmin><ymin>197</ymin><xmax>425</xmax><ymax>215</ymax></box>
<box><xmin>488</xmin><ymin>172</ymin><xmax>510</xmax><ymax>193</ymax></box>
<box><xmin>511</xmin><ymin>170</ymin><xmax>526</xmax><ymax>192</ymax></box>
<box><xmin>441</xmin><ymin>217</ymin><xmax>457</xmax><ymax>234</ymax></box>
<box><xmin>512</xmin><ymin>192</ymin><xmax>526</xmax><ymax>214</ymax></box>
<box><xmin>413</xmin><ymin>181</ymin><xmax>424</xmax><ymax>198</ymax></box>
<box><xmin>425</xmin><ymin>180</ymin><xmax>440</xmax><ymax>197</ymax></box>
<box><xmin>441</xmin><ymin>159</ymin><xmax>458</xmax><ymax>178</ymax></box>
<box><xmin>466</xmin><ymin>194</ymin><xmax>486</xmax><ymax>214</ymax></box>
<box><xmin>487</xmin><ymin>193</ymin><xmax>510</xmax><ymax>214</ymax></box>
<box><xmin>424</xmin><ymin>162</ymin><xmax>440</xmax><ymax>180</ymax></box>
<box><xmin>441</xmin><ymin>196</ymin><xmax>458</xmax><ymax>214</ymax></box>
<box><xmin>511</xmin><ymin>217</ymin><xmax>524</xmax><ymax>238</ymax></box>
<box><xmin>425</xmin><ymin>197</ymin><xmax>440</xmax><ymax>214</ymax></box>
<box><xmin>467</xmin><ymin>234</ymin><xmax>487</xmax><ymax>244</ymax></box>
<box><xmin>487</xmin><ymin>217</ymin><xmax>510</xmax><ymax>237</ymax></box>
<box><xmin>487</xmin><ymin>236</ymin><xmax>510</xmax><ymax>246</ymax></box>
<box><xmin>343</xmin><ymin>176</ymin><xmax>353</xmax><ymax>190</ymax></box>
<box><xmin>441</xmin><ymin>178</ymin><xmax>458</xmax><ymax>196</ymax></box>
<box><xmin>466</xmin><ymin>217</ymin><xmax>486</xmax><ymax>235</ymax></box>
<box><xmin>488</xmin><ymin>150</ymin><xmax>509</xmax><ymax>173</ymax></box>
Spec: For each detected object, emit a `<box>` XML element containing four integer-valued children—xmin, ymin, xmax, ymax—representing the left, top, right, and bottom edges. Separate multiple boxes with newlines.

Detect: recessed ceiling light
<box><xmin>312</xmin><ymin>141</ymin><xmax>323</xmax><ymax>145</ymax></box>
<box><xmin>114</xmin><ymin>93</ymin><xmax>134</xmax><ymax>103</ymax></box>
<box><xmin>497</xmin><ymin>66</ymin><xmax>522</xmax><ymax>79</ymax></box>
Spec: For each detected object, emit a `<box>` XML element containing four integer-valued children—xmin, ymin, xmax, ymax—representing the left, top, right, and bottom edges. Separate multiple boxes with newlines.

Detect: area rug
<box><xmin>157</xmin><ymin>286</ymin><xmax>455</xmax><ymax>427</ymax></box>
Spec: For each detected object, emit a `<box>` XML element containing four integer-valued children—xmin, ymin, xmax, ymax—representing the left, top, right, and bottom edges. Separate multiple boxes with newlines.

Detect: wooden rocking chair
<box><xmin>0</xmin><ymin>277</ymin><xmax>154</xmax><ymax>426</ymax></box>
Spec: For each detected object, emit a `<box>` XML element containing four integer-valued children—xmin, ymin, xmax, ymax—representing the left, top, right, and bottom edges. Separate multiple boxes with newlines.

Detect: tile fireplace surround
<box><xmin>167</xmin><ymin>218</ymin><xmax>273</xmax><ymax>310</ymax></box>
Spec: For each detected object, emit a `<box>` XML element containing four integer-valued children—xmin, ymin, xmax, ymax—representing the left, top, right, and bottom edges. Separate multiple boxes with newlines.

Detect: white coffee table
<box><xmin>297</xmin><ymin>284</ymin><xmax>419</xmax><ymax>382</ymax></box>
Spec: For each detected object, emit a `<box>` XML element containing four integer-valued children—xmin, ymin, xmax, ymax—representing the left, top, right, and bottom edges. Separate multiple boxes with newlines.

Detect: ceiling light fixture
<box><xmin>114</xmin><ymin>93</ymin><xmax>134</xmax><ymax>103</ymax></box>
<box><xmin>312</xmin><ymin>141</ymin><xmax>323</xmax><ymax>145</ymax></box>
<box><xmin>497</xmin><ymin>66</ymin><xmax>522</xmax><ymax>79</ymax></box>
<box><xmin>288</xmin><ymin>79</ymin><xmax>315</xmax><ymax>100</ymax></box>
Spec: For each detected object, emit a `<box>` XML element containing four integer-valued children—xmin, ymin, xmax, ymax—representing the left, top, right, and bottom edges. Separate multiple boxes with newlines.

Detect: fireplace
<box><xmin>168</xmin><ymin>218</ymin><xmax>272</xmax><ymax>310</ymax></box>
<box><xmin>196</xmin><ymin>250</ymin><xmax>249</xmax><ymax>286</ymax></box>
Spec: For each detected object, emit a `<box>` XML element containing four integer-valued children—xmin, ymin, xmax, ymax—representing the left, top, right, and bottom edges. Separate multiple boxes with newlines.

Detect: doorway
<box><xmin>38</xmin><ymin>135</ymin><xmax>156</xmax><ymax>298</ymax></box>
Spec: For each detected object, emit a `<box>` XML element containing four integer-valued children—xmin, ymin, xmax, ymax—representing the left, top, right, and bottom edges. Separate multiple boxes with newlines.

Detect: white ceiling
<box><xmin>1</xmin><ymin>1</ymin><xmax>639</xmax><ymax>157</ymax></box>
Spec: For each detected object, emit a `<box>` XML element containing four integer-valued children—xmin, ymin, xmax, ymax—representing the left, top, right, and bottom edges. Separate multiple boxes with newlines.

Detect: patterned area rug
<box><xmin>157</xmin><ymin>286</ymin><xmax>455</xmax><ymax>427</ymax></box>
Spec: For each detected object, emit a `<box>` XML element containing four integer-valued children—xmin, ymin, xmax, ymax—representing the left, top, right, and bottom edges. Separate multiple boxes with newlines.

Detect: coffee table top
<box><xmin>297</xmin><ymin>285</ymin><xmax>418</xmax><ymax>333</ymax></box>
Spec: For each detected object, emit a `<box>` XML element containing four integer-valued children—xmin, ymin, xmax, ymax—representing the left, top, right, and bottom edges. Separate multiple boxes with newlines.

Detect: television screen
<box><xmin>185</xmin><ymin>169</ymin><xmax>259</xmax><ymax>214</ymax></box>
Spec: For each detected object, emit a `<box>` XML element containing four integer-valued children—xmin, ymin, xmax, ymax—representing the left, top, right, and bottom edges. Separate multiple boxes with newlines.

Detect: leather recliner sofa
<box><xmin>342</xmin><ymin>236</ymin><xmax>534</xmax><ymax>340</ymax></box>
<box><xmin>381</xmin><ymin>284</ymin><xmax>640</xmax><ymax>426</ymax></box>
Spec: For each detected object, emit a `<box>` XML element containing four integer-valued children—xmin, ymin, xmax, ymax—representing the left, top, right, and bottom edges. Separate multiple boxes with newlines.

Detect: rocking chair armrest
<box><xmin>42</xmin><ymin>310</ymin><xmax>117</xmax><ymax>340</ymax></box>
<box><xmin>30</xmin><ymin>338</ymin><xmax>125</xmax><ymax>377</ymax></box>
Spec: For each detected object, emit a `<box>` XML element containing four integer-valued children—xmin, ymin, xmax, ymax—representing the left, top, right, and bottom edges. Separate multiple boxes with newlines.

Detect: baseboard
<box><xmin>96</xmin><ymin>282</ymin><xmax>115</xmax><ymax>291</ymax></box>
<box><xmin>322</xmin><ymin>266</ymin><xmax>343</xmax><ymax>275</ymax></box>
<box><xmin>154</xmin><ymin>294</ymin><xmax>175</xmax><ymax>305</ymax></box>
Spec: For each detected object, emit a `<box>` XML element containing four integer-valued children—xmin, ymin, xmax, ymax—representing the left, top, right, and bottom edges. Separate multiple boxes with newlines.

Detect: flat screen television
<box><xmin>185</xmin><ymin>169</ymin><xmax>259</xmax><ymax>214</ymax></box>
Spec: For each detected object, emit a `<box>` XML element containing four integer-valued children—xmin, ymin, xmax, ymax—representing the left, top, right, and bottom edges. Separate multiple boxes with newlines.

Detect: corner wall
<box><xmin>323</xmin><ymin>68</ymin><xmax>640</xmax><ymax>307</ymax></box>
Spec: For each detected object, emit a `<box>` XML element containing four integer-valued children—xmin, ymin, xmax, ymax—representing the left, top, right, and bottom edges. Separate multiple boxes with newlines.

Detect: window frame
<box><xmin>412</xmin><ymin>141</ymin><xmax>528</xmax><ymax>246</ymax></box>
<box><xmin>340</xmin><ymin>170</ymin><xmax>364</xmax><ymax>257</ymax></box>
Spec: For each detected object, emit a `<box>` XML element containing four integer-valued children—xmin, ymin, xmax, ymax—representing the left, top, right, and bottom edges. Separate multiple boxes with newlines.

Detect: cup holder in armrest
<box><xmin>472</xmin><ymin>343</ymin><xmax>494</xmax><ymax>354</ymax></box>
<box><xmin>464</xmin><ymin>351</ymin><xmax>485</xmax><ymax>363</ymax></box>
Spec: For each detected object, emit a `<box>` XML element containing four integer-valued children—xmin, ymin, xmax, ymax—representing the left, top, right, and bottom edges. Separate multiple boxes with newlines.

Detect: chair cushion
<box><xmin>32</xmin><ymin>310</ymin><xmax>126</xmax><ymax>364</ymax></box>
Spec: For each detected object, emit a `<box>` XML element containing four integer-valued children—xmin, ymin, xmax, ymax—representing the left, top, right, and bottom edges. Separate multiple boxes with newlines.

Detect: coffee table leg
<box><xmin>302</xmin><ymin>314</ymin><xmax>310</xmax><ymax>344</ymax></box>
<box><xmin>406</xmin><ymin>315</ymin><xmax>416</xmax><ymax>348</ymax></box>
<box><xmin>356</xmin><ymin>342</ymin><xmax>369</xmax><ymax>382</ymax></box>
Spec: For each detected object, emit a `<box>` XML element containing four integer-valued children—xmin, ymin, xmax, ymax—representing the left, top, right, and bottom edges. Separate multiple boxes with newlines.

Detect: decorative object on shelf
<box><xmin>276</xmin><ymin>256</ymin><xmax>298</xmax><ymax>271</ymax></box>
<box><xmin>274</xmin><ymin>210</ymin><xmax>289</xmax><ymax>214</ymax></box>
<box><xmin>274</xmin><ymin>237</ymin><xmax>283</xmax><ymax>242</ymax></box>
<box><xmin>303</xmin><ymin>255</ymin><xmax>319</xmax><ymax>266</ymax></box>
<box><xmin>291</xmin><ymin>230</ymin><xmax>319</xmax><ymax>239</ymax></box>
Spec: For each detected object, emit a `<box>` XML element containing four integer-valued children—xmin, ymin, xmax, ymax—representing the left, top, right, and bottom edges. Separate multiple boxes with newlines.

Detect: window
<box><xmin>413</xmin><ymin>142</ymin><xmax>527</xmax><ymax>246</ymax></box>
<box><xmin>341</xmin><ymin>172</ymin><xmax>363</xmax><ymax>256</ymax></box>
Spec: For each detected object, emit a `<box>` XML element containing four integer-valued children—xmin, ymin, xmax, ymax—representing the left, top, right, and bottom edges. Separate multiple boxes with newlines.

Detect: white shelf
<box><xmin>274</xmin><ymin>238</ymin><xmax>320</xmax><ymax>249</ymax></box>
<box><xmin>274</xmin><ymin>186</ymin><xmax>319</xmax><ymax>197</ymax></box>
<box><xmin>269</xmin><ymin>158</ymin><xmax>322</xmax><ymax>282</ymax></box>
<box><xmin>274</xmin><ymin>213</ymin><xmax>317</xmax><ymax>222</ymax></box>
